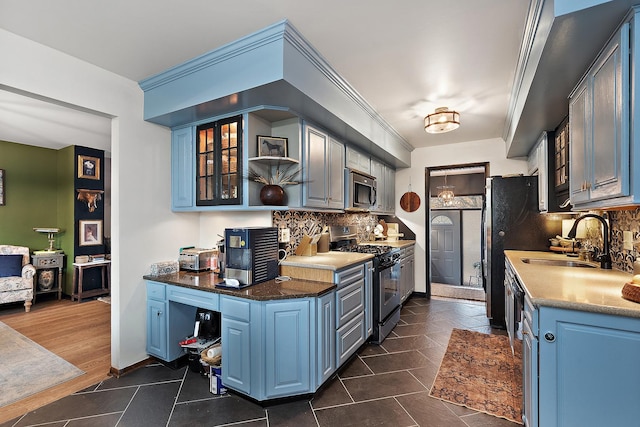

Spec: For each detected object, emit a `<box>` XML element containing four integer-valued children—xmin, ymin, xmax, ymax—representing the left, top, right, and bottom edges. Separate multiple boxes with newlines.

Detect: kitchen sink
<box><xmin>520</xmin><ymin>258</ymin><xmax>597</xmax><ymax>268</ymax></box>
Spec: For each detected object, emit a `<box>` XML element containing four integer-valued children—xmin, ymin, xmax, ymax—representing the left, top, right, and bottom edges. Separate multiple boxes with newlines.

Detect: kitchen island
<box><xmin>144</xmin><ymin>253</ymin><xmax>373</xmax><ymax>402</ymax></box>
<box><xmin>505</xmin><ymin>250</ymin><xmax>639</xmax><ymax>427</ymax></box>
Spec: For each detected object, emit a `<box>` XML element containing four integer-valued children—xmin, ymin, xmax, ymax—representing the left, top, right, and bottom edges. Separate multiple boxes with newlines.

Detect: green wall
<box><xmin>0</xmin><ymin>141</ymin><xmax>80</xmax><ymax>294</ymax></box>
<box><xmin>0</xmin><ymin>141</ymin><xmax>61</xmax><ymax>249</ymax></box>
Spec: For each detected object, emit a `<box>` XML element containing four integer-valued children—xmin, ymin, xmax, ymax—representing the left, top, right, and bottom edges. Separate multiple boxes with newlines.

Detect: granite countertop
<box><xmin>280</xmin><ymin>241</ymin><xmax>416</xmax><ymax>270</ymax></box>
<box><xmin>280</xmin><ymin>251</ymin><xmax>374</xmax><ymax>270</ymax></box>
<box><xmin>143</xmin><ymin>271</ymin><xmax>335</xmax><ymax>301</ymax></box>
<box><xmin>505</xmin><ymin>250</ymin><xmax>639</xmax><ymax>317</ymax></box>
<box><xmin>364</xmin><ymin>239</ymin><xmax>416</xmax><ymax>249</ymax></box>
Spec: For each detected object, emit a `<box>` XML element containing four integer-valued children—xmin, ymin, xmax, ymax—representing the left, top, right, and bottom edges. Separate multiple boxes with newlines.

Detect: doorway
<box><xmin>430</xmin><ymin>211</ymin><xmax>461</xmax><ymax>285</ymax></box>
<box><xmin>426</xmin><ymin>163</ymin><xmax>488</xmax><ymax>301</ymax></box>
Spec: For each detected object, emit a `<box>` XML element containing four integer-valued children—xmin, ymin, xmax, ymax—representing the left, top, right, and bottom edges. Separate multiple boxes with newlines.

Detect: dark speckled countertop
<box><xmin>143</xmin><ymin>270</ymin><xmax>335</xmax><ymax>301</ymax></box>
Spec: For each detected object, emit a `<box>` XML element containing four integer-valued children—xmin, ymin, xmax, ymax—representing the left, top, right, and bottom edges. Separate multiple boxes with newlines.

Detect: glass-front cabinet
<box><xmin>196</xmin><ymin>115</ymin><xmax>242</xmax><ymax>206</ymax></box>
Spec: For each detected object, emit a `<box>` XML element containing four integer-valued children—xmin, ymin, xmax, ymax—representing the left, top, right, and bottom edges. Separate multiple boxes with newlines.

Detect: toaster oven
<box><xmin>179</xmin><ymin>248</ymin><xmax>216</xmax><ymax>272</ymax></box>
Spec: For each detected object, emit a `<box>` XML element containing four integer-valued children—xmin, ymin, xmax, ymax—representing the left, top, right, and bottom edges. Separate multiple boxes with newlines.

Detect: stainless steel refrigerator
<box><xmin>482</xmin><ymin>175</ymin><xmax>561</xmax><ymax>328</ymax></box>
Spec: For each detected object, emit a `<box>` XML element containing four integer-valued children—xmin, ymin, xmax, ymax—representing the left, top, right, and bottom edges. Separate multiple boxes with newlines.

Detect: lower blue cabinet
<box><xmin>538</xmin><ymin>307</ymin><xmax>640</xmax><ymax>427</ymax></box>
<box><xmin>316</xmin><ymin>292</ymin><xmax>336</xmax><ymax>388</ymax></box>
<box><xmin>265</xmin><ymin>300</ymin><xmax>311</xmax><ymax>398</ymax></box>
<box><xmin>146</xmin><ymin>298</ymin><xmax>167</xmax><ymax>360</ymax></box>
<box><xmin>146</xmin><ymin>282</ymin><xmax>349</xmax><ymax>401</ymax></box>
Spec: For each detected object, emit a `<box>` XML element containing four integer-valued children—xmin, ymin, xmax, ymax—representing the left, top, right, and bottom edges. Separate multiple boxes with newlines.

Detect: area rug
<box><xmin>429</xmin><ymin>328</ymin><xmax>523</xmax><ymax>424</ymax></box>
<box><xmin>0</xmin><ymin>321</ymin><xmax>85</xmax><ymax>408</ymax></box>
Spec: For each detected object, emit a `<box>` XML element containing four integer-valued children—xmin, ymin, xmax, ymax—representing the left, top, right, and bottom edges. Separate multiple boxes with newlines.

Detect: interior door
<box><xmin>430</xmin><ymin>211</ymin><xmax>461</xmax><ymax>285</ymax></box>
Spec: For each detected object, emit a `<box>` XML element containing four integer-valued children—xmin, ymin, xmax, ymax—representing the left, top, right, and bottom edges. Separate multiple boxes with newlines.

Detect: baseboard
<box><xmin>109</xmin><ymin>357</ymin><xmax>154</xmax><ymax>378</ymax></box>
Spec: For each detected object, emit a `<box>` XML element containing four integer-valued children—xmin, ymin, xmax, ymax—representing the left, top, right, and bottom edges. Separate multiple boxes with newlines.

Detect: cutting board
<box><xmin>400</xmin><ymin>191</ymin><xmax>421</xmax><ymax>212</ymax></box>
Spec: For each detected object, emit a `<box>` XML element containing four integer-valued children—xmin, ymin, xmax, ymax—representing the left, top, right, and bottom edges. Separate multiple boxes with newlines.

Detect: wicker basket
<box><xmin>622</xmin><ymin>282</ymin><xmax>640</xmax><ymax>303</ymax></box>
<box><xmin>200</xmin><ymin>343</ymin><xmax>222</xmax><ymax>366</ymax></box>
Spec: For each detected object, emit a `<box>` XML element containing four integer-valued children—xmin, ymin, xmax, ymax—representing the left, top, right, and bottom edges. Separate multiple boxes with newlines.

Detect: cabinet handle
<box><xmin>544</xmin><ymin>332</ymin><xmax>555</xmax><ymax>342</ymax></box>
<box><xmin>157</xmin><ymin>311</ymin><xmax>162</xmax><ymax>317</ymax></box>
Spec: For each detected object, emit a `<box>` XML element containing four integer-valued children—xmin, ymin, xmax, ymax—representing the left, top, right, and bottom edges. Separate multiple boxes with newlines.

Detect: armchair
<box><xmin>0</xmin><ymin>245</ymin><xmax>35</xmax><ymax>312</ymax></box>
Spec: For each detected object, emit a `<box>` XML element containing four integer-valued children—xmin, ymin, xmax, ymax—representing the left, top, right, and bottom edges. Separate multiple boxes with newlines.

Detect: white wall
<box><xmin>1</xmin><ymin>28</ymin><xmax>200</xmax><ymax>370</ymax></box>
<box><xmin>462</xmin><ymin>210</ymin><xmax>482</xmax><ymax>285</ymax></box>
<box><xmin>395</xmin><ymin>137</ymin><xmax>529</xmax><ymax>293</ymax></box>
<box><xmin>198</xmin><ymin>211</ymin><xmax>272</xmax><ymax>248</ymax></box>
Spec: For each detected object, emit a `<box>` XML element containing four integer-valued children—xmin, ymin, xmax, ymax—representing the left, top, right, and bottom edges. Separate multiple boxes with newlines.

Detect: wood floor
<box><xmin>0</xmin><ymin>298</ymin><xmax>111</xmax><ymax>424</ymax></box>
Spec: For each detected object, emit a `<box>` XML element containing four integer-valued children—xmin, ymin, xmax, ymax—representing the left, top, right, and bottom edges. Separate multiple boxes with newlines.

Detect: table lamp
<box><xmin>33</xmin><ymin>228</ymin><xmax>63</xmax><ymax>253</ymax></box>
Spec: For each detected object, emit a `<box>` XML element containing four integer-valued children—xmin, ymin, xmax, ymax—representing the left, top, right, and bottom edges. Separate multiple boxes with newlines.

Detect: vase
<box><xmin>260</xmin><ymin>185</ymin><xmax>285</xmax><ymax>206</ymax></box>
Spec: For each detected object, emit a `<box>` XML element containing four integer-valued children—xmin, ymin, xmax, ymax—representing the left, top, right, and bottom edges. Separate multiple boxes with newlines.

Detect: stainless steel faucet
<box><xmin>567</xmin><ymin>214</ymin><xmax>612</xmax><ymax>269</ymax></box>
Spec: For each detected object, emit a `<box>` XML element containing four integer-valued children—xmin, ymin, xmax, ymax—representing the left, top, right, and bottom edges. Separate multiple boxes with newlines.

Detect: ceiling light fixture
<box><xmin>424</xmin><ymin>107</ymin><xmax>460</xmax><ymax>134</ymax></box>
<box><xmin>437</xmin><ymin>174</ymin><xmax>456</xmax><ymax>206</ymax></box>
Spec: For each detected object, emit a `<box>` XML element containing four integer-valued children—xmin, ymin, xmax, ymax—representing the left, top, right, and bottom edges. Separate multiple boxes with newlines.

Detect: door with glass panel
<box><xmin>196</xmin><ymin>115</ymin><xmax>242</xmax><ymax>206</ymax></box>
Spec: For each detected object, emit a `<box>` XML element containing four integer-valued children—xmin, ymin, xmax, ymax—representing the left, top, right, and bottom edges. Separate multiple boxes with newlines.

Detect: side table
<box><xmin>31</xmin><ymin>252</ymin><xmax>64</xmax><ymax>303</ymax></box>
<box><xmin>72</xmin><ymin>259</ymin><xmax>111</xmax><ymax>302</ymax></box>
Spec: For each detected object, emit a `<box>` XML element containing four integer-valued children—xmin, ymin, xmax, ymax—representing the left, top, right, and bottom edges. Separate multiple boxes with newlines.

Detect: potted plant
<box><xmin>248</xmin><ymin>163</ymin><xmax>302</xmax><ymax>206</ymax></box>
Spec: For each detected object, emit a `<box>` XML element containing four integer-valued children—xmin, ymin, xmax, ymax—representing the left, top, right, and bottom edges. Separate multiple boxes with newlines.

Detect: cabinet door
<box><xmin>327</xmin><ymin>137</ymin><xmax>345</xmax><ymax>209</ymax></box>
<box><xmin>569</xmin><ymin>82</ymin><xmax>591</xmax><ymax>204</ymax></box>
<box><xmin>303</xmin><ymin>125</ymin><xmax>329</xmax><ymax>207</ymax></box>
<box><xmin>538</xmin><ymin>307</ymin><xmax>640</xmax><ymax>427</ymax></box>
<box><xmin>385</xmin><ymin>166</ymin><xmax>395</xmax><ymax>213</ymax></box>
<box><xmin>317</xmin><ymin>292</ymin><xmax>336</xmax><ymax>386</ymax></box>
<box><xmin>364</xmin><ymin>261</ymin><xmax>373</xmax><ymax>337</ymax></box>
<box><xmin>346</xmin><ymin>146</ymin><xmax>370</xmax><ymax>174</ymax></box>
<box><xmin>171</xmin><ymin>127</ymin><xmax>195</xmax><ymax>209</ymax></box>
<box><xmin>336</xmin><ymin>280</ymin><xmax>365</xmax><ymax>328</ymax></box>
<box><xmin>522</xmin><ymin>316</ymin><xmax>538</xmax><ymax>427</ymax></box>
<box><xmin>196</xmin><ymin>115</ymin><xmax>243</xmax><ymax>206</ymax></box>
<box><xmin>222</xmin><ymin>316</ymin><xmax>252</xmax><ymax>394</ymax></box>
<box><xmin>336</xmin><ymin>311</ymin><xmax>366</xmax><ymax>366</ymax></box>
<box><xmin>536</xmin><ymin>134</ymin><xmax>548</xmax><ymax>212</ymax></box>
<box><xmin>370</xmin><ymin>159</ymin><xmax>384</xmax><ymax>212</ymax></box>
<box><xmin>146</xmin><ymin>299</ymin><xmax>168</xmax><ymax>360</ymax></box>
<box><xmin>264</xmin><ymin>300</ymin><xmax>311</xmax><ymax>397</ymax></box>
<box><xmin>589</xmin><ymin>23</ymin><xmax>629</xmax><ymax>201</ymax></box>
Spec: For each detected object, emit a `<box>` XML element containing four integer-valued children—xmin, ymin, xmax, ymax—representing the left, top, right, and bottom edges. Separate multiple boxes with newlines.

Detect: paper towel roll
<box><xmin>207</xmin><ymin>346</ymin><xmax>222</xmax><ymax>358</ymax></box>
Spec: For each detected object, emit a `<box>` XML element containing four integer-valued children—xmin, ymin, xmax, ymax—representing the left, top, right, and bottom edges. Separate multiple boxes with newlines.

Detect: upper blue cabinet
<box><xmin>139</xmin><ymin>20</ymin><xmax>412</xmax><ymax>169</ymax></box>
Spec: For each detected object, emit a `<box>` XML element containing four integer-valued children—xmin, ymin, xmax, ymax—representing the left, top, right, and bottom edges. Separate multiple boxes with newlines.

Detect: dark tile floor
<box><xmin>2</xmin><ymin>296</ymin><xmax>520</xmax><ymax>427</ymax></box>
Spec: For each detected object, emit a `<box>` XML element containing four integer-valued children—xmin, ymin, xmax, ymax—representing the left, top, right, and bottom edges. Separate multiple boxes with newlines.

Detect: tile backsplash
<box><xmin>610</xmin><ymin>208</ymin><xmax>640</xmax><ymax>273</ymax></box>
<box><xmin>272</xmin><ymin>211</ymin><xmax>379</xmax><ymax>255</ymax></box>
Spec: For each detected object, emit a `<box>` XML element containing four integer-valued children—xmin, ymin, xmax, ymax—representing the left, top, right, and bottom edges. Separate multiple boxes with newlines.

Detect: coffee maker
<box><xmin>216</xmin><ymin>238</ymin><xmax>225</xmax><ymax>278</ymax></box>
<box><xmin>224</xmin><ymin>227</ymin><xmax>279</xmax><ymax>285</ymax></box>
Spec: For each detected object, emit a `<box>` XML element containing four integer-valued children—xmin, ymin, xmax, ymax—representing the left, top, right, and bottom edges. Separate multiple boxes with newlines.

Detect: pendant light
<box><xmin>437</xmin><ymin>174</ymin><xmax>455</xmax><ymax>206</ymax></box>
<box><xmin>424</xmin><ymin>107</ymin><xmax>460</xmax><ymax>134</ymax></box>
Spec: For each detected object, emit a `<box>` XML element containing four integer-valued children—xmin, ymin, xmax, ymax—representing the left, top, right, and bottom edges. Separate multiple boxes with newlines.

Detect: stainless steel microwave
<box><xmin>345</xmin><ymin>168</ymin><xmax>377</xmax><ymax>212</ymax></box>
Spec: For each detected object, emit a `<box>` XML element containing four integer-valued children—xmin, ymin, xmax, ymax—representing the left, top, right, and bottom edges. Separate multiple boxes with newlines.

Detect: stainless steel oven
<box><xmin>373</xmin><ymin>248</ymin><xmax>401</xmax><ymax>343</ymax></box>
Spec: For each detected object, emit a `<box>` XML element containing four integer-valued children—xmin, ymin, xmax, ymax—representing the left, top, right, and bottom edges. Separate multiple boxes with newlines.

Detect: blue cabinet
<box><xmin>364</xmin><ymin>260</ymin><xmax>373</xmax><ymax>338</ymax></box>
<box><xmin>334</xmin><ymin>264</ymin><xmax>366</xmax><ymax>366</ymax></box>
<box><xmin>568</xmin><ymin>9</ymin><xmax>640</xmax><ymax>209</ymax></box>
<box><xmin>146</xmin><ymin>298</ymin><xmax>168</xmax><ymax>360</ymax></box>
<box><xmin>522</xmin><ymin>295</ymin><xmax>538</xmax><ymax>427</ymax></box>
<box><xmin>535</xmin><ymin>306</ymin><xmax>640</xmax><ymax>427</ymax></box>
<box><xmin>146</xmin><ymin>282</ymin><xmax>196</xmax><ymax>362</ymax></box>
<box><xmin>316</xmin><ymin>291</ymin><xmax>336</xmax><ymax>387</ymax></box>
<box><xmin>171</xmin><ymin>127</ymin><xmax>195</xmax><ymax>210</ymax></box>
<box><xmin>303</xmin><ymin>124</ymin><xmax>345</xmax><ymax>210</ymax></box>
<box><xmin>265</xmin><ymin>300</ymin><xmax>311</xmax><ymax>398</ymax></box>
<box><xmin>221</xmin><ymin>296</ymin><xmax>253</xmax><ymax>395</ymax></box>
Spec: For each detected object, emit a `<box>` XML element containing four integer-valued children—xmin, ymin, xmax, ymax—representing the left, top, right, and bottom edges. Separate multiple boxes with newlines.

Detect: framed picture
<box><xmin>0</xmin><ymin>169</ymin><xmax>4</xmax><ymax>206</ymax></box>
<box><xmin>257</xmin><ymin>136</ymin><xmax>288</xmax><ymax>157</ymax></box>
<box><xmin>79</xmin><ymin>219</ymin><xmax>103</xmax><ymax>246</ymax></box>
<box><xmin>77</xmin><ymin>155</ymin><xmax>101</xmax><ymax>180</ymax></box>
